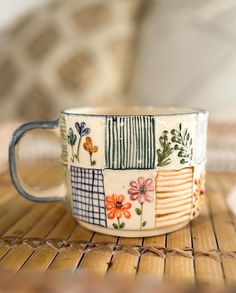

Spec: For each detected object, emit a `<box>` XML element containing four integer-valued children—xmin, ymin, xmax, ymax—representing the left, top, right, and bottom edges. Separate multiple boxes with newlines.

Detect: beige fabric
<box><xmin>0</xmin><ymin>0</ymin><xmax>147</xmax><ymax>121</ymax></box>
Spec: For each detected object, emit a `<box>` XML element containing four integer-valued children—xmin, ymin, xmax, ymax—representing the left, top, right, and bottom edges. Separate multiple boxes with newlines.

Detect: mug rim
<box><xmin>61</xmin><ymin>106</ymin><xmax>208</xmax><ymax>117</ymax></box>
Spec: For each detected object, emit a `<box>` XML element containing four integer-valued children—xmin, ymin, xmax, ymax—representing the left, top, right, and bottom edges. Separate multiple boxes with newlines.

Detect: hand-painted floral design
<box><xmin>157</xmin><ymin>124</ymin><xmax>193</xmax><ymax>167</ymax></box>
<box><xmin>192</xmin><ymin>173</ymin><xmax>205</xmax><ymax>219</ymax></box>
<box><xmin>68</xmin><ymin>128</ymin><xmax>77</xmax><ymax>162</ymax></box>
<box><xmin>157</xmin><ymin>130</ymin><xmax>174</xmax><ymax>166</ymax></box>
<box><xmin>83</xmin><ymin>136</ymin><xmax>98</xmax><ymax>166</ymax></box>
<box><xmin>106</xmin><ymin>194</ymin><xmax>132</xmax><ymax>229</ymax></box>
<box><xmin>171</xmin><ymin>123</ymin><xmax>193</xmax><ymax>165</ymax></box>
<box><xmin>75</xmin><ymin>122</ymin><xmax>90</xmax><ymax>163</ymax></box>
<box><xmin>128</xmin><ymin>177</ymin><xmax>154</xmax><ymax>203</ymax></box>
<box><xmin>128</xmin><ymin>177</ymin><xmax>154</xmax><ymax>229</ymax></box>
<box><xmin>195</xmin><ymin>175</ymin><xmax>205</xmax><ymax>196</ymax></box>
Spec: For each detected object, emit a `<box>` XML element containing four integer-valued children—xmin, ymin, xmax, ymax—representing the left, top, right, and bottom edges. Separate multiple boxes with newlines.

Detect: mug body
<box><xmin>60</xmin><ymin>107</ymin><xmax>208</xmax><ymax>237</ymax></box>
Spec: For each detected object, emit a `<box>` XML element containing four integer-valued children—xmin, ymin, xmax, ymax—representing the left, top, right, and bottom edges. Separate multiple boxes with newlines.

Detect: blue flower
<box><xmin>75</xmin><ymin>122</ymin><xmax>90</xmax><ymax>137</ymax></box>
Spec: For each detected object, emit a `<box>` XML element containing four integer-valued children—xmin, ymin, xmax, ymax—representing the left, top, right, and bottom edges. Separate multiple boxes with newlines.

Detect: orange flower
<box><xmin>83</xmin><ymin>137</ymin><xmax>98</xmax><ymax>155</ymax></box>
<box><xmin>106</xmin><ymin>194</ymin><xmax>132</xmax><ymax>220</ymax></box>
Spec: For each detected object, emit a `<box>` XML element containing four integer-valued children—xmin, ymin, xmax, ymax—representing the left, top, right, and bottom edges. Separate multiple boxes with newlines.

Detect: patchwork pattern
<box><xmin>104</xmin><ymin>169</ymin><xmax>156</xmax><ymax>230</ymax></box>
<box><xmin>66</xmin><ymin>111</ymin><xmax>207</xmax><ymax>232</ymax></box>
<box><xmin>105</xmin><ymin>116</ymin><xmax>156</xmax><ymax>169</ymax></box>
<box><xmin>71</xmin><ymin>166</ymin><xmax>107</xmax><ymax>227</ymax></box>
<box><xmin>59</xmin><ymin>115</ymin><xmax>68</xmax><ymax>164</ymax></box>
<box><xmin>191</xmin><ymin>164</ymin><xmax>205</xmax><ymax>219</ymax></box>
<box><xmin>155</xmin><ymin>167</ymin><xmax>193</xmax><ymax>229</ymax></box>
<box><xmin>67</xmin><ymin>116</ymin><xmax>106</xmax><ymax>169</ymax></box>
<box><xmin>155</xmin><ymin>114</ymin><xmax>197</xmax><ymax>169</ymax></box>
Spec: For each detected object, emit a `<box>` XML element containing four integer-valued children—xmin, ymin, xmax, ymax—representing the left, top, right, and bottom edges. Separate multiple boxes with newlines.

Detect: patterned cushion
<box><xmin>0</xmin><ymin>0</ymin><xmax>148</xmax><ymax>121</ymax></box>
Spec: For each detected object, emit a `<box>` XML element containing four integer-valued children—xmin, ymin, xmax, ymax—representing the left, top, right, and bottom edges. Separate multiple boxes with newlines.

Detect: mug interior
<box><xmin>62</xmin><ymin>106</ymin><xmax>207</xmax><ymax>116</ymax></box>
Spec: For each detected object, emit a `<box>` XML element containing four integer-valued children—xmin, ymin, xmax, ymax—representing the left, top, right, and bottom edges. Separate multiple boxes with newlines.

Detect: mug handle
<box><xmin>9</xmin><ymin>120</ymin><xmax>66</xmax><ymax>202</ymax></box>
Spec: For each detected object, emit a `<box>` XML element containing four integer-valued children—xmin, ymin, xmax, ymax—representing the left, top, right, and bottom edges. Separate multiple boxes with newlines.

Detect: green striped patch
<box><xmin>105</xmin><ymin>116</ymin><xmax>156</xmax><ymax>169</ymax></box>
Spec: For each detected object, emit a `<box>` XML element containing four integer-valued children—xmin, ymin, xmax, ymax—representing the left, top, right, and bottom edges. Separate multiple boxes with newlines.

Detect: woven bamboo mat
<box><xmin>0</xmin><ymin>163</ymin><xmax>236</xmax><ymax>285</ymax></box>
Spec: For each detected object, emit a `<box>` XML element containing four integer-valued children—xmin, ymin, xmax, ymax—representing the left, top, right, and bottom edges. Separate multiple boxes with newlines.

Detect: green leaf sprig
<box><xmin>135</xmin><ymin>204</ymin><xmax>146</xmax><ymax>228</ymax></box>
<box><xmin>68</xmin><ymin>128</ymin><xmax>77</xmax><ymax>162</ymax></box>
<box><xmin>112</xmin><ymin>219</ymin><xmax>125</xmax><ymax>229</ymax></box>
<box><xmin>157</xmin><ymin>130</ymin><xmax>174</xmax><ymax>166</ymax></box>
<box><xmin>171</xmin><ymin>123</ymin><xmax>193</xmax><ymax>164</ymax></box>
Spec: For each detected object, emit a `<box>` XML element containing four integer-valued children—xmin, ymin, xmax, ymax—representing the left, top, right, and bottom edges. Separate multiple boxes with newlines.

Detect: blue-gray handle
<box><xmin>9</xmin><ymin>120</ymin><xmax>64</xmax><ymax>202</ymax></box>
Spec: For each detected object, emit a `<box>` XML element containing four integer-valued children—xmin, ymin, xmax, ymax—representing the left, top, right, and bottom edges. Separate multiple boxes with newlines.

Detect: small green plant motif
<box><xmin>83</xmin><ymin>137</ymin><xmax>98</xmax><ymax>166</ymax></box>
<box><xmin>68</xmin><ymin>128</ymin><xmax>77</xmax><ymax>162</ymax></box>
<box><xmin>171</xmin><ymin>123</ymin><xmax>193</xmax><ymax>164</ymax></box>
<box><xmin>75</xmin><ymin>122</ymin><xmax>90</xmax><ymax>163</ymax></box>
<box><xmin>157</xmin><ymin>130</ymin><xmax>174</xmax><ymax>166</ymax></box>
<box><xmin>106</xmin><ymin>195</ymin><xmax>131</xmax><ymax>230</ymax></box>
<box><xmin>128</xmin><ymin>177</ymin><xmax>154</xmax><ymax>229</ymax></box>
<box><xmin>135</xmin><ymin>205</ymin><xmax>147</xmax><ymax>228</ymax></box>
<box><xmin>112</xmin><ymin>219</ymin><xmax>125</xmax><ymax>230</ymax></box>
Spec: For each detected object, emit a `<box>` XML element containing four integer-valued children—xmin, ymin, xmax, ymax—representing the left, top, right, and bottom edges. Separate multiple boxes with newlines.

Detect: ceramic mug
<box><xmin>9</xmin><ymin>107</ymin><xmax>208</xmax><ymax>237</ymax></box>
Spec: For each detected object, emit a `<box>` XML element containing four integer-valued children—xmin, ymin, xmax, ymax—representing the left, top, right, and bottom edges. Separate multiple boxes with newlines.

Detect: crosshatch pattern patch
<box><xmin>70</xmin><ymin>166</ymin><xmax>107</xmax><ymax>227</ymax></box>
<box><xmin>105</xmin><ymin>116</ymin><xmax>156</xmax><ymax>169</ymax></box>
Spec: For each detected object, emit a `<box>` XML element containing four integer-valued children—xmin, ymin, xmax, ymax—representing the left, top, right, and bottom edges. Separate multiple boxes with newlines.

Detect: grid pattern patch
<box><xmin>70</xmin><ymin>166</ymin><xmax>107</xmax><ymax>227</ymax></box>
<box><xmin>106</xmin><ymin>116</ymin><xmax>156</xmax><ymax>169</ymax></box>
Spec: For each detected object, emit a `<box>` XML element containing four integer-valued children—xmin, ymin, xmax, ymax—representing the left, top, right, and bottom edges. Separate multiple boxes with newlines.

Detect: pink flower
<box><xmin>128</xmin><ymin>177</ymin><xmax>154</xmax><ymax>204</ymax></box>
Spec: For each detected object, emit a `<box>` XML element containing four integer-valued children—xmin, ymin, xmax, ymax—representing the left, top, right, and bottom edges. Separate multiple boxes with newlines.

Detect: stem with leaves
<box><xmin>117</xmin><ymin>218</ymin><xmax>121</xmax><ymax>230</ymax></box>
<box><xmin>140</xmin><ymin>203</ymin><xmax>143</xmax><ymax>229</ymax></box>
<box><xmin>89</xmin><ymin>154</ymin><xmax>96</xmax><ymax>166</ymax></box>
<box><xmin>171</xmin><ymin>123</ymin><xmax>193</xmax><ymax>164</ymax></box>
<box><xmin>112</xmin><ymin>218</ymin><xmax>125</xmax><ymax>229</ymax></box>
<box><xmin>76</xmin><ymin>136</ymin><xmax>82</xmax><ymax>162</ymax></box>
<box><xmin>157</xmin><ymin>130</ymin><xmax>174</xmax><ymax>166</ymax></box>
<box><xmin>135</xmin><ymin>203</ymin><xmax>146</xmax><ymax>229</ymax></box>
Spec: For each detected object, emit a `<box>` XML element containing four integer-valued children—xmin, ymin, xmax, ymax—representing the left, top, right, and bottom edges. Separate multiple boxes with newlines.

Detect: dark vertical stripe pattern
<box><xmin>105</xmin><ymin>116</ymin><xmax>156</xmax><ymax>169</ymax></box>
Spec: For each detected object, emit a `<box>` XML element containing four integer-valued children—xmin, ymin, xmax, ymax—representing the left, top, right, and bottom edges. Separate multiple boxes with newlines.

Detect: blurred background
<box><xmin>0</xmin><ymin>0</ymin><xmax>236</xmax><ymax>172</ymax></box>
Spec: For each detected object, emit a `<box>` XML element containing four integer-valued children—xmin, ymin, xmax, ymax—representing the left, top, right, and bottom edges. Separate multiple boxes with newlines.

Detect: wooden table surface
<box><xmin>0</xmin><ymin>163</ymin><xmax>236</xmax><ymax>286</ymax></box>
